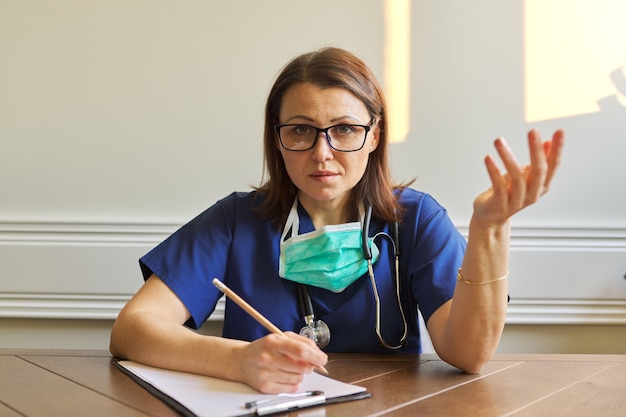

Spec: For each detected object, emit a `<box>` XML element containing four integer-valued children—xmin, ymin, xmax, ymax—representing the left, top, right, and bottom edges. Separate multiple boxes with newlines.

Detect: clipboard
<box><xmin>115</xmin><ymin>360</ymin><xmax>371</xmax><ymax>417</ymax></box>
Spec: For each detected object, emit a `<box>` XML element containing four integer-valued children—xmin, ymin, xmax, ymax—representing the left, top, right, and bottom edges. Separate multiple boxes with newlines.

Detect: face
<box><xmin>277</xmin><ymin>82</ymin><xmax>379</xmax><ymax>213</ymax></box>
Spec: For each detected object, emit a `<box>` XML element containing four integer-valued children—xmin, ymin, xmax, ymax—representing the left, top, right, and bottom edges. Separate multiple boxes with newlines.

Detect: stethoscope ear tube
<box><xmin>362</xmin><ymin>205</ymin><xmax>373</xmax><ymax>260</ymax></box>
<box><xmin>392</xmin><ymin>209</ymin><xmax>400</xmax><ymax>257</ymax></box>
<box><xmin>362</xmin><ymin>206</ymin><xmax>408</xmax><ymax>349</ymax></box>
<box><xmin>297</xmin><ymin>284</ymin><xmax>314</xmax><ymax>318</ymax></box>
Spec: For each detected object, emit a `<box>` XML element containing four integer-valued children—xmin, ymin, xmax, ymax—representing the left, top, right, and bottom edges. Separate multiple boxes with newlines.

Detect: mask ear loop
<box><xmin>280</xmin><ymin>198</ymin><xmax>300</xmax><ymax>244</ymax></box>
<box><xmin>362</xmin><ymin>206</ymin><xmax>408</xmax><ymax>350</ymax></box>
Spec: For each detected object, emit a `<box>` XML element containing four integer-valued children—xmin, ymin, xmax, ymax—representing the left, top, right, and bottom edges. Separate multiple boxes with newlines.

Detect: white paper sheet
<box><xmin>117</xmin><ymin>360</ymin><xmax>367</xmax><ymax>417</ymax></box>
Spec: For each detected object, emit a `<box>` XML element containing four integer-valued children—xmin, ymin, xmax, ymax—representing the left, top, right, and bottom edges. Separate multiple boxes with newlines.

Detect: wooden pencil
<box><xmin>212</xmin><ymin>278</ymin><xmax>329</xmax><ymax>375</ymax></box>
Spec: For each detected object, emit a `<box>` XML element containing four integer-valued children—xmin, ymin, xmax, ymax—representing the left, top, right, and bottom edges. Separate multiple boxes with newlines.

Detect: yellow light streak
<box><xmin>525</xmin><ymin>0</ymin><xmax>626</xmax><ymax>122</ymax></box>
<box><xmin>384</xmin><ymin>0</ymin><xmax>411</xmax><ymax>143</ymax></box>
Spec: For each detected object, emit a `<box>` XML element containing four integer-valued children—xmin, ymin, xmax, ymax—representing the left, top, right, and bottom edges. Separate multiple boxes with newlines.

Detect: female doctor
<box><xmin>110</xmin><ymin>47</ymin><xmax>565</xmax><ymax>394</ymax></box>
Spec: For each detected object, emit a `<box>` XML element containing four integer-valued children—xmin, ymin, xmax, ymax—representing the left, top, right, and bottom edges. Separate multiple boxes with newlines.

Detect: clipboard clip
<box><xmin>246</xmin><ymin>390</ymin><xmax>326</xmax><ymax>415</ymax></box>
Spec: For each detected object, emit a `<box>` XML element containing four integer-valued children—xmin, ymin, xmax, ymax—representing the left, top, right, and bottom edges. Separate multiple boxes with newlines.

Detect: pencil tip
<box><xmin>315</xmin><ymin>365</ymin><xmax>329</xmax><ymax>376</ymax></box>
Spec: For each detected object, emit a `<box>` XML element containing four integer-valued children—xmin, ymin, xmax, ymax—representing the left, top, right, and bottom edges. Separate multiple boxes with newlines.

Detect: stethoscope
<box><xmin>297</xmin><ymin>206</ymin><xmax>409</xmax><ymax>350</ymax></box>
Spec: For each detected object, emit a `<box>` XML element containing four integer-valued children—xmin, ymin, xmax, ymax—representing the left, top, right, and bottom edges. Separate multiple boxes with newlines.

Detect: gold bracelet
<box><xmin>456</xmin><ymin>268</ymin><xmax>509</xmax><ymax>285</ymax></box>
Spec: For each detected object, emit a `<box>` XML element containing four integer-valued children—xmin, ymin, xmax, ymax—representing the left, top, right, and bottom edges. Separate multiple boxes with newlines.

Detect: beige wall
<box><xmin>2</xmin><ymin>318</ymin><xmax>626</xmax><ymax>356</ymax></box>
<box><xmin>1</xmin><ymin>1</ymin><xmax>625</xmax><ymax>352</ymax></box>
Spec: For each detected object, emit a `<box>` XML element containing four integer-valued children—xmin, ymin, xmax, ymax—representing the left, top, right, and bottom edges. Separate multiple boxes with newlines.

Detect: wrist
<box><xmin>203</xmin><ymin>336</ymin><xmax>247</xmax><ymax>382</ymax></box>
<box><xmin>468</xmin><ymin>214</ymin><xmax>511</xmax><ymax>241</ymax></box>
<box><xmin>464</xmin><ymin>215</ymin><xmax>511</xmax><ymax>272</ymax></box>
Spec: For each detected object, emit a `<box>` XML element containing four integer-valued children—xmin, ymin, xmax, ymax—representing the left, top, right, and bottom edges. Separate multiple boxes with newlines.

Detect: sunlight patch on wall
<box><xmin>524</xmin><ymin>0</ymin><xmax>626</xmax><ymax>122</ymax></box>
<box><xmin>384</xmin><ymin>0</ymin><xmax>411</xmax><ymax>143</ymax></box>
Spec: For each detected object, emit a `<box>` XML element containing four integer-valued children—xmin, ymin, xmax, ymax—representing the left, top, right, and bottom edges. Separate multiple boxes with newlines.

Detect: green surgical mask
<box><xmin>279</xmin><ymin>198</ymin><xmax>379</xmax><ymax>293</ymax></box>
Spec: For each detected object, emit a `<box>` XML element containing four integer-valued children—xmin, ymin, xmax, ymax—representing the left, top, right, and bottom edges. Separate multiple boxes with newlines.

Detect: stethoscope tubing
<box><xmin>299</xmin><ymin>205</ymin><xmax>408</xmax><ymax>350</ymax></box>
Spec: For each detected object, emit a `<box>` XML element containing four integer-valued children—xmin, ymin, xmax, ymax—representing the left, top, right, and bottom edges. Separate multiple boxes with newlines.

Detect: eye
<box><xmin>330</xmin><ymin>125</ymin><xmax>359</xmax><ymax>136</ymax></box>
<box><xmin>292</xmin><ymin>125</ymin><xmax>315</xmax><ymax>136</ymax></box>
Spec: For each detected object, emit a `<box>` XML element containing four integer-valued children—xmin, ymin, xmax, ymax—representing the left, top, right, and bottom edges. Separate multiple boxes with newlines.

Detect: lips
<box><xmin>309</xmin><ymin>170</ymin><xmax>338</xmax><ymax>181</ymax></box>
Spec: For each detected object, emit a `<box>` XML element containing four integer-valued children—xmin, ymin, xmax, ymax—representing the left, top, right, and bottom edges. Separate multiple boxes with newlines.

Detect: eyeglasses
<box><xmin>275</xmin><ymin>122</ymin><xmax>372</xmax><ymax>152</ymax></box>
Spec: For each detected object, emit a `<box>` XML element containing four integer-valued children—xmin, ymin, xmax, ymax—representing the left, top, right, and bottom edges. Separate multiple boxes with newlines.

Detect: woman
<box><xmin>110</xmin><ymin>47</ymin><xmax>564</xmax><ymax>394</ymax></box>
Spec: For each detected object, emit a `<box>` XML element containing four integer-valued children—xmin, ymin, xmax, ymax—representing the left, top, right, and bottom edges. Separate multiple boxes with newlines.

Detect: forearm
<box><xmin>110</xmin><ymin>309</ymin><xmax>246</xmax><ymax>382</ymax></box>
<box><xmin>434</xmin><ymin>216</ymin><xmax>510</xmax><ymax>372</ymax></box>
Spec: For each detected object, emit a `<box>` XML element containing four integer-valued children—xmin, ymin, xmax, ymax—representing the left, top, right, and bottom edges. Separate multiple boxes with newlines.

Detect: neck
<box><xmin>298</xmin><ymin>193</ymin><xmax>353</xmax><ymax>228</ymax></box>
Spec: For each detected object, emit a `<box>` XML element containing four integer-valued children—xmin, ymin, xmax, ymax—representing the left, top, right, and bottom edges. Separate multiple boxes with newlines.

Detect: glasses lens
<box><xmin>279</xmin><ymin>125</ymin><xmax>317</xmax><ymax>151</ymax></box>
<box><xmin>327</xmin><ymin>125</ymin><xmax>367</xmax><ymax>151</ymax></box>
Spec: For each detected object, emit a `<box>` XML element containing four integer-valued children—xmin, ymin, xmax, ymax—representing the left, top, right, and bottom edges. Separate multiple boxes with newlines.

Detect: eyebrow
<box><xmin>283</xmin><ymin>115</ymin><xmax>363</xmax><ymax>124</ymax></box>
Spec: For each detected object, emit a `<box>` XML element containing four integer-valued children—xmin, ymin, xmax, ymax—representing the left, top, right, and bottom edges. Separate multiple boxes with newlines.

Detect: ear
<box><xmin>368</xmin><ymin>120</ymin><xmax>381</xmax><ymax>153</ymax></box>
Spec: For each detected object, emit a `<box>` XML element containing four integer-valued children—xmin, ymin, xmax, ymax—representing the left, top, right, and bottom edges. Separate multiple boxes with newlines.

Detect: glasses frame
<box><xmin>275</xmin><ymin>121</ymin><xmax>373</xmax><ymax>152</ymax></box>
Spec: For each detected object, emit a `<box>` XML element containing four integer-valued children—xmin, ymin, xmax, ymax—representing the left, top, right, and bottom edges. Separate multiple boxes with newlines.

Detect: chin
<box><xmin>302</xmin><ymin>192</ymin><xmax>347</xmax><ymax>205</ymax></box>
<box><xmin>297</xmin><ymin>184</ymin><xmax>352</xmax><ymax>205</ymax></box>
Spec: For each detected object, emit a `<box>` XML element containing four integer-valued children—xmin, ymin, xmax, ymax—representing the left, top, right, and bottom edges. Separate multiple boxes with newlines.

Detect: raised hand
<box><xmin>472</xmin><ymin>129</ymin><xmax>565</xmax><ymax>228</ymax></box>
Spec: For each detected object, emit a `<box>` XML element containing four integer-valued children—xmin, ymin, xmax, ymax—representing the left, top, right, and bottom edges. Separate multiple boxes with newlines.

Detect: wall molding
<box><xmin>3</xmin><ymin>220</ymin><xmax>625</xmax><ymax>243</ymax></box>
<box><xmin>507</xmin><ymin>298</ymin><xmax>626</xmax><ymax>325</ymax></box>
<box><xmin>0</xmin><ymin>293</ymin><xmax>226</xmax><ymax>321</ymax></box>
<box><xmin>1</xmin><ymin>221</ymin><xmax>625</xmax><ymax>323</ymax></box>
<box><xmin>0</xmin><ymin>220</ymin><xmax>179</xmax><ymax>245</ymax></box>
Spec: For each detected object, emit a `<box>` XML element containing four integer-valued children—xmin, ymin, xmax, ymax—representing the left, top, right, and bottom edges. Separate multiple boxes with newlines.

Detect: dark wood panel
<box><xmin>382</xmin><ymin>360</ymin><xmax>620</xmax><ymax>416</ymax></box>
<box><xmin>0</xmin><ymin>349</ymin><xmax>111</xmax><ymax>357</ymax></box>
<box><xmin>19</xmin><ymin>355</ymin><xmax>180</xmax><ymax>417</ymax></box>
<box><xmin>0</xmin><ymin>402</ymin><xmax>24</xmax><ymax>417</ymax></box>
<box><xmin>512</xmin><ymin>361</ymin><xmax>626</xmax><ymax>417</ymax></box>
<box><xmin>293</xmin><ymin>358</ymin><xmax>522</xmax><ymax>417</ymax></box>
<box><xmin>1</xmin><ymin>350</ymin><xmax>624</xmax><ymax>417</ymax></box>
<box><xmin>325</xmin><ymin>356</ymin><xmax>425</xmax><ymax>383</ymax></box>
<box><xmin>0</xmin><ymin>356</ymin><xmax>151</xmax><ymax>417</ymax></box>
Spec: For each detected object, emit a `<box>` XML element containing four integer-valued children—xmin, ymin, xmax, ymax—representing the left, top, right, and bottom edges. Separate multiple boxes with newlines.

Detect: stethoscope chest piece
<box><xmin>299</xmin><ymin>319</ymin><xmax>330</xmax><ymax>348</ymax></box>
<box><xmin>297</xmin><ymin>284</ymin><xmax>331</xmax><ymax>348</ymax></box>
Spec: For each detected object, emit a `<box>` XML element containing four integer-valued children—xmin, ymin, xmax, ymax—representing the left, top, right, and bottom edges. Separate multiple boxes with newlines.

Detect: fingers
<box><xmin>524</xmin><ymin>129</ymin><xmax>549</xmax><ymax>203</ymax></box>
<box><xmin>479</xmin><ymin>129</ymin><xmax>564</xmax><ymax>225</ymax></box>
<box><xmin>243</xmin><ymin>333</ymin><xmax>328</xmax><ymax>393</ymax></box>
<box><xmin>493</xmin><ymin>137</ymin><xmax>526</xmax><ymax>211</ymax></box>
<box><xmin>525</xmin><ymin>129</ymin><xmax>565</xmax><ymax>200</ymax></box>
<box><xmin>282</xmin><ymin>332</ymin><xmax>328</xmax><ymax>371</ymax></box>
<box><xmin>251</xmin><ymin>365</ymin><xmax>305</xmax><ymax>394</ymax></box>
<box><xmin>483</xmin><ymin>154</ymin><xmax>506</xmax><ymax>201</ymax></box>
<box><xmin>542</xmin><ymin>129</ymin><xmax>565</xmax><ymax>193</ymax></box>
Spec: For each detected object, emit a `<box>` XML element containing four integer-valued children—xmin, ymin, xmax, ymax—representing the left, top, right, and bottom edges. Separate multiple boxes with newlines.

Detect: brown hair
<box><xmin>256</xmin><ymin>47</ymin><xmax>410</xmax><ymax>227</ymax></box>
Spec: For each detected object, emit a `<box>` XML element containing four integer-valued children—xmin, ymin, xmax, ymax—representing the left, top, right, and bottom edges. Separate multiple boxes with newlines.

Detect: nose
<box><xmin>310</xmin><ymin>131</ymin><xmax>334</xmax><ymax>161</ymax></box>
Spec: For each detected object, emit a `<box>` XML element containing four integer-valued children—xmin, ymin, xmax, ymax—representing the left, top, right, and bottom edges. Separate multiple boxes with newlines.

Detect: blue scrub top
<box><xmin>139</xmin><ymin>188</ymin><xmax>466</xmax><ymax>354</ymax></box>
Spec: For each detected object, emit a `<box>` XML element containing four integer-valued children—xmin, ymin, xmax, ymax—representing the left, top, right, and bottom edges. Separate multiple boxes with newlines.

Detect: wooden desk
<box><xmin>1</xmin><ymin>349</ymin><xmax>624</xmax><ymax>416</ymax></box>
